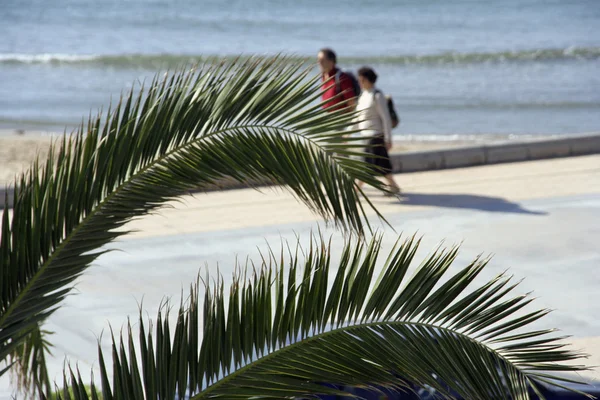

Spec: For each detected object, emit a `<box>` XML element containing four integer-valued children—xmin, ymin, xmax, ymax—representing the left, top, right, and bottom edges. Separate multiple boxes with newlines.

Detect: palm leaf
<box><xmin>56</xmin><ymin>235</ymin><xmax>592</xmax><ymax>399</ymax></box>
<box><xmin>0</xmin><ymin>55</ymin><xmax>387</xmax><ymax>396</ymax></box>
<box><xmin>7</xmin><ymin>324</ymin><xmax>53</xmax><ymax>397</ymax></box>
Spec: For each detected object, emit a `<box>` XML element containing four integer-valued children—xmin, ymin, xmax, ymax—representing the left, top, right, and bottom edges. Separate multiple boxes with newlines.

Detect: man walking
<box><xmin>317</xmin><ymin>48</ymin><xmax>357</xmax><ymax>112</ymax></box>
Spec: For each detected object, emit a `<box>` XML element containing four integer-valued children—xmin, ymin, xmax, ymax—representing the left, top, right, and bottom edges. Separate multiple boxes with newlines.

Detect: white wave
<box><xmin>0</xmin><ymin>53</ymin><xmax>98</xmax><ymax>63</ymax></box>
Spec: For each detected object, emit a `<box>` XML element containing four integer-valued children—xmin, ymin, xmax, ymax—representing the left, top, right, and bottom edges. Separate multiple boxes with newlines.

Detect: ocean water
<box><xmin>0</xmin><ymin>0</ymin><xmax>599</xmax><ymax>139</ymax></box>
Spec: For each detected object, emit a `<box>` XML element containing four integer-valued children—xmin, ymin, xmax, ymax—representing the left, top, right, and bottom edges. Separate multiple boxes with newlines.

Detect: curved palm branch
<box><xmin>0</xmin><ymin>56</ymin><xmax>387</xmax><ymax>394</ymax></box>
<box><xmin>57</xmin><ymin>235</ymin><xmax>590</xmax><ymax>399</ymax></box>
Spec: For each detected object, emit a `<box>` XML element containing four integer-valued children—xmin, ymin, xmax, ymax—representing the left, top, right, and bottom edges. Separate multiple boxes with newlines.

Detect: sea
<box><xmin>1</xmin><ymin>0</ymin><xmax>599</xmax><ymax>141</ymax></box>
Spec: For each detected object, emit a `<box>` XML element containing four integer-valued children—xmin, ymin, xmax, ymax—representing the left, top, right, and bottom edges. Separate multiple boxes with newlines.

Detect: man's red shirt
<box><xmin>321</xmin><ymin>68</ymin><xmax>356</xmax><ymax>111</ymax></box>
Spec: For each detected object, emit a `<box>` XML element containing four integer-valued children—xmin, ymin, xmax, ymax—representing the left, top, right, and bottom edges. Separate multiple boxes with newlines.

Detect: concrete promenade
<box><xmin>0</xmin><ymin>153</ymin><xmax>599</xmax><ymax>397</ymax></box>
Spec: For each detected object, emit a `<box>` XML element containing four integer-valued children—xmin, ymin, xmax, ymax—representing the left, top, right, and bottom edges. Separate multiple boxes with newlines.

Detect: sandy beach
<box><xmin>0</xmin><ymin>129</ymin><xmax>484</xmax><ymax>188</ymax></box>
<box><xmin>0</xmin><ymin>134</ymin><xmax>55</xmax><ymax>186</ymax></box>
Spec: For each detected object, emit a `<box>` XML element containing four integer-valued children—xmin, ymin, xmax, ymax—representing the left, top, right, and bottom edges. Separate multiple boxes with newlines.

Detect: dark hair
<box><xmin>358</xmin><ymin>67</ymin><xmax>378</xmax><ymax>84</ymax></box>
<box><xmin>319</xmin><ymin>48</ymin><xmax>337</xmax><ymax>64</ymax></box>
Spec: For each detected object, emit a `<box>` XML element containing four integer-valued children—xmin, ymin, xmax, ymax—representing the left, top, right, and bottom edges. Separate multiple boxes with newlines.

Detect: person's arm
<box><xmin>349</xmin><ymin>93</ymin><xmax>362</xmax><ymax>131</ymax></box>
<box><xmin>375</xmin><ymin>92</ymin><xmax>393</xmax><ymax>149</ymax></box>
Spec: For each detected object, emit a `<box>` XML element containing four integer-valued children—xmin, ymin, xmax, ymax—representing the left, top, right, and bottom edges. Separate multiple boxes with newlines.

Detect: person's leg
<box><xmin>367</xmin><ymin>134</ymin><xmax>399</xmax><ymax>194</ymax></box>
<box><xmin>357</xmin><ymin>135</ymin><xmax>376</xmax><ymax>191</ymax></box>
<box><xmin>383</xmin><ymin>174</ymin><xmax>401</xmax><ymax>194</ymax></box>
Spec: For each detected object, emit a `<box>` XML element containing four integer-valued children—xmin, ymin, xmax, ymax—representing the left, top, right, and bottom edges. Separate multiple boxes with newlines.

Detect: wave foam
<box><xmin>1</xmin><ymin>47</ymin><xmax>598</xmax><ymax>68</ymax></box>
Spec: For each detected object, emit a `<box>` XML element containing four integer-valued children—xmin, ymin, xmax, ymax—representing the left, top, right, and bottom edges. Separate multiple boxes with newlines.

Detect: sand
<box><xmin>0</xmin><ymin>135</ymin><xmax>56</xmax><ymax>186</ymax></box>
<box><xmin>0</xmin><ymin>129</ymin><xmax>474</xmax><ymax>188</ymax></box>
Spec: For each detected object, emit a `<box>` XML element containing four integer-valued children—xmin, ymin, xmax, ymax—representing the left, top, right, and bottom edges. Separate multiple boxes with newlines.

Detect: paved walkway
<box><xmin>122</xmin><ymin>154</ymin><xmax>600</xmax><ymax>238</ymax></box>
<box><xmin>1</xmin><ymin>155</ymin><xmax>599</xmax><ymax>397</ymax></box>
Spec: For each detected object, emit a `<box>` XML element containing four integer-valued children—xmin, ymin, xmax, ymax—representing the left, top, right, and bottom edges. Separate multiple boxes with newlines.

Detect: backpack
<box><xmin>375</xmin><ymin>89</ymin><xmax>400</xmax><ymax>128</ymax></box>
<box><xmin>334</xmin><ymin>70</ymin><xmax>361</xmax><ymax>99</ymax></box>
<box><xmin>386</xmin><ymin>95</ymin><xmax>400</xmax><ymax>128</ymax></box>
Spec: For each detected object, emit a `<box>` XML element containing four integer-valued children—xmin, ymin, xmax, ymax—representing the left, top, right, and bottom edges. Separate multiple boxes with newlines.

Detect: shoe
<box><xmin>384</xmin><ymin>185</ymin><xmax>401</xmax><ymax>197</ymax></box>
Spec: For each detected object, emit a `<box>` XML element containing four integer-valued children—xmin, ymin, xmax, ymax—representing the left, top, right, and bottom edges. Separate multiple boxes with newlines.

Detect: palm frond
<box><xmin>57</xmin><ymin>235</ymin><xmax>592</xmax><ymax>399</ymax></box>
<box><xmin>0</xmin><ymin>56</ymin><xmax>387</xmax><ymax>395</ymax></box>
<box><xmin>8</xmin><ymin>324</ymin><xmax>53</xmax><ymax>397</ymax></box>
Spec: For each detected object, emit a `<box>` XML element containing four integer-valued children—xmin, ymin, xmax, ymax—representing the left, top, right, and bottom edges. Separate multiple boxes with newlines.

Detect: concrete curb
<box><xmin>391</xmin><ymin>133</ymin><xmax>600</xmax><ymax>173</ymax></box>
<box><xmin>1</xmin><ymin>133</ymin><xmax>599</xmax><ymax>209</ymax></box>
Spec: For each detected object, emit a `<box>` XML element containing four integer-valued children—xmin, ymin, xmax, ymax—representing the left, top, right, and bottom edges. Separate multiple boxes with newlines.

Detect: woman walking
<box><xmin>355</xmin><ymin>67</ymin><xmax>401</xmax><ymax>196</ymax></box>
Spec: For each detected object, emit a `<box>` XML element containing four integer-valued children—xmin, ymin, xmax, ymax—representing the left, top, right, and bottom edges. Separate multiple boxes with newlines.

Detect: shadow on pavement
<box><xmin>396</xmin><ymin>192</ymin><xmax>548</xmax><ymax>215</ymax></box>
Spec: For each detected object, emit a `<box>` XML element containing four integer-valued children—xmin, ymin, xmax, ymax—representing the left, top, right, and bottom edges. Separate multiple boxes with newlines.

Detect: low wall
<box><xmin>390</xmin><ymin>133</ymin><xmax>600</xmax><ymax>173</ymax></box>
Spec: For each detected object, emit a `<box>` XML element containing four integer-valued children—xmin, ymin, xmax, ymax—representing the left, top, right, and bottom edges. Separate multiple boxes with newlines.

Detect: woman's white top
<box><xmin>354</xmin><ymin>88</ymin><xmax>393</xmax><ymax>143</ymax></box>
